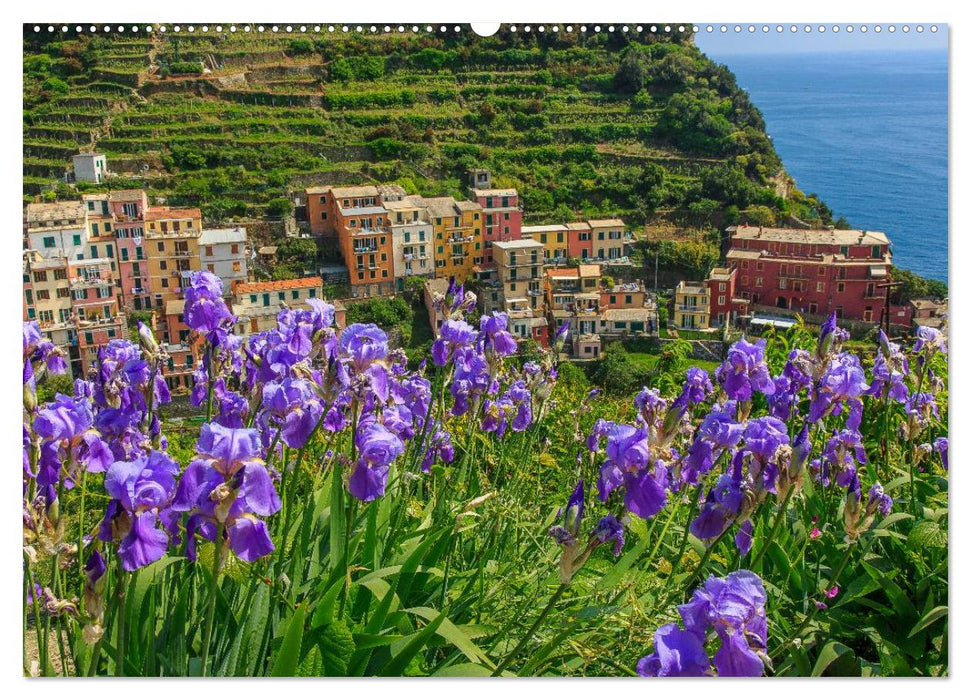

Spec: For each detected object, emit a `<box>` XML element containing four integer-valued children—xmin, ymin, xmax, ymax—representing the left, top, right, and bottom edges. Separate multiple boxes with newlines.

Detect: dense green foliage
<box><xmin>23</xmin><ymin>27</ymin><xmax>829</xmax><ymax>229</ymax></box>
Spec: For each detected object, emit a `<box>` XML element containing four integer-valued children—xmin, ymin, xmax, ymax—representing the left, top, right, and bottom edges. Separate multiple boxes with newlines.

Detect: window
<box><xmin>816</xmin><ymin>282</ymin><xmax>825</xmax><ymax>292</ymax></box>
<box><xmin>73</xmin><ymin>234</ymin><xmax>81</xmax><ymax>245</ymax></box>
<box><xmin>840</xmin><ymin>246</ymin><xmax>849</xmax><ymax>257</ymax></box>
<box><xmin>779</xmin><ymin>279</ymin><xmax>787</xmax><ymax>289</ymax></box>
<box><xmin>207</xmin><ymin>265</ymin><xmax>215</xmax><ymax>273</ymax></box>
<box><xmin>84</xmin><ymin>332</ymin><xmax>94</xmax><ymax>345</ymax></box>
<box><xmin>57</xmin><ymin>287</ymin><xmax>69</xmax><ymax>298</ymax></box>
<box><xmin>121</xmin><ymin>248</ymin><xmax>129</xmax><ymax>261</ymax></box>
<box><xmin>755</xmin><ymin>277</ymin><xmax>763</xmax><ymax>288</ymax></box>
<box><xmin>161</xmin><ymin>278</ymin><xmax>169</xmax><ymax>288</ymax></box>
<box><xmin>38</xmin><ymin>310</ymin><xmax>52</xmax><ymax>323</ymax></box>
<box><xmin>871</xmin><ymin>245</ymin><xmax>881</xmax><ymax>258</ymax></box>
<box><xmin>250</xmin><ymin>294</ymin><xmax>257</xmax><ymax>304</ymax></box>
<box><xmin>43</xmin><ymin>237</ymin><xmax>55</xmax><ymax>248</ymax></box>
<box><xmin>157</xmin><ymin>242</ymin><xmax>165</xmax><ymax>252</ymax></box>
<box><xmin>233</xmin><ymin>262</ymin><xmax>241</xmax><ymax>272</ymax></box>
<box><xmin>205</xmin><ymin>246</ymin><xmax>213</xmax><ymax>256</ymax></box>
<box><xmin>278</xmin><ymin>292</ymin><xmax>286</xmax><ymax>301</ymax></box>
<box><xmin>34</xmin><ymin>271</ymin><xmax>48</xmax><ymax>283</ymax></box>
<box><xmin>308</xmin><ymin>288</ymin><xmax>317</xmax><ymax>298</ymax></box>
<box><xmin>718</xmin><ymin>295</ymin><xmax>726</xmax><ymax>305</ymax></box>
<box><xmin>24</xmin><ymin>290</ymin><xmax>33</xmax><ymax>304</ymax></box>
<box><xmin>160</xmin><ymin>260</ymin><xmax>167</xmax><ymax>270</ymax></box>
<box><xmin>292</xmin><ymin>290</ymin><xmax>299</xmax><ymax>300</ymax></box>
<box><xmin>231</xmin><ymin>244</ymin><xmax>239</xmax><ymax>255</ymax></box>
<box><xmin>719</xmin><ymin>283</ymin><xmax>726</xmax><ymax>292</ymax></box>
<box><xmin>837</xmin><ymin>282</ymin><xmax>845</xmax><ymax>293</ymax></box>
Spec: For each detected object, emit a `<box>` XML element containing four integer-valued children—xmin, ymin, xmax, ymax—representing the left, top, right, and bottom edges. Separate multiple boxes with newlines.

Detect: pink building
<box><xmin>473</xmin><ymin>188</ymin><xmax>522</xmax><ymax>265</ymax></box>
<box><xmin>107</xmin><ymin>190</ymin><xmax>152</xmax><ymax>312</ymax></box>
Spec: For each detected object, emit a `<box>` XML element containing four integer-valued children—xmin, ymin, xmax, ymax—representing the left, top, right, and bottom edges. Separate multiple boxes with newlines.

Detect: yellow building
<box><xmin>673</xmin><ymin>280</ymin><xmax>711</xmax><ymax>331</ymax></box>
<box><xmin>143</xmin><ymin>206</ymin><xmax>203</xmax><ymax>339</ymax></box>
<box><xmin>521</xmin><ymin>224</ymin><xmax>569</xmax><ymax>265</ymax></box>
<box><xmin>424</xmin><ymin>197</ymin><xmax>484</xmax><ymax>282</ymax></box>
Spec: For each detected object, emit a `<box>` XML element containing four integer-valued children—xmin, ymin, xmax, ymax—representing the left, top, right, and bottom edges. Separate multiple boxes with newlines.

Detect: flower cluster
<box><xmin>638</xmin><ymin>570</ymin><xmax>768</xmax><ymax>677</ymax></box>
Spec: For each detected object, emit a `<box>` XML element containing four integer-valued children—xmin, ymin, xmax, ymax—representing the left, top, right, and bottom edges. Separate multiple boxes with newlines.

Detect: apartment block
<box><xmin>385</xmin><ymin>196</ymin><xmax>434</xmax><ymax>287</ymax></box>
<box><xmin>200</xmin><ymin>227</ymin><xmax>248</xmax><ymax>294</ymax></box>
<box><xmin>726</xmin><ymin>225</ymin><xmax>893</xmax><ymax>323</ymax></box>
<box><xmin>492</xmin><ymin>239</ymin><xmax>548</xmax><ymax>346</ymax></box>
<box><xmin>144</xmin><ymin>206</ymin><xmax>203</xmax><ymax>342</ymax></box>
<box><xmin>427</xmin><ymin>197</ymin><xmax>484</xmax><ymax>283</ymax></box>
<box><xmin>473</xmin><ymin>187</ymin><xmax>521</xmax><ymax>265</ymax></box>
<box><xmin>672</xmin><ymin>280</ymin><xmax>711</xmax><ymax>331</ymax></box>
<box><xmin>521</xmin><ymin>224</ymin><xmax>569</xmax><ymax>266</ymax></box>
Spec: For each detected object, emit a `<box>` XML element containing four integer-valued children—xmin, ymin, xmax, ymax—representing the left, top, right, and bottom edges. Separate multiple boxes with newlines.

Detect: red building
<box><xmin>705</xmin><ymin>267</ymin><xmax>750</xmax><ymax>328</ymax></box>
<box><xmin>566</xmin><ymin>222</ymin><xmax>593</xmax><ymax>260</ymax></box>
<box><xmin>726</xmin><ymin>226</ymin><xmax>893</xmax><ymax>323</ymax></box>
<box><xmin>473</xmin><ymin>188</ymin><xmax>522</xmax><ymax>265</ymax></box>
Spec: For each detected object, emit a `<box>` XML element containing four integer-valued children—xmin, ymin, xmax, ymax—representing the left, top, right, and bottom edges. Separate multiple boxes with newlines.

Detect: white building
<box><xmin>24</xmin><ymin>201</ymin><xmax>89</xmax><ymax>261</ymax></box>
<box><xmin>72</xmin><ymin>153</ymin><xmax>108</xmax><ymax>184</ymax></box>
<box><xmin>385</xmin><ymin>196</ymin><xmax>434</xmax><ymax>289</ymax></box>
<box><xmin>199</xmin><ymin>227</ymin><xmax>248</xmax><ymax>295</ymax></box>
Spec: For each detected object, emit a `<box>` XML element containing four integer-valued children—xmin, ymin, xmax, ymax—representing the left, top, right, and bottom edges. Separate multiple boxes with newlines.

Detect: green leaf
<box><xmin>908</xmin><ymin>605</ymin><xmax>948</xmax><ymax>639</ymax></box>
<box><xmin>907</xmin><ymin>520</ymin><xmax>947</xmax><ymax>550</ymax></box>
<box><xmin>433</xmin><ymin>662</ymin><xmax>501</xmax><ymax>677</ymax></box>
<box><xmin>377</xmin><ymin>609</ymin><xmax>447</xmax><ymax>676</ymax></box>
<box><xmin>597</xmin><ymin>530</ymin><xmax>650</xmax><ymax>591</ymax></box>
<box><xmin>270</xmin><ymin>603</ymin><xmax>308</xmax><ymax>677</ymax></box>
<box><xmin>812</xmin><ymin>640</ymin><xmax>859</xmax><ymax>676</ymax></box>
<box><xmin>405</xmin><ymin>606</ymin><xmax>494</xmax><ymax>667</ymax></box>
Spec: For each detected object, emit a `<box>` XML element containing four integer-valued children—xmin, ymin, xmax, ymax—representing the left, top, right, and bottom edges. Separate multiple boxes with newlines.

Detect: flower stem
<box><xmin>492</xmin><ymin>582</ymin><xmax>568</xmax><ymax>676</ymax></box>
<box><xmin>199</xmin><ymin>524</ymin><xmax>225</xmax><ymax>677</ymax></box>
<box><xmin>114</xmin><ymin>559</ymin><xmax>127</xmax><ymax>676</ymax></box>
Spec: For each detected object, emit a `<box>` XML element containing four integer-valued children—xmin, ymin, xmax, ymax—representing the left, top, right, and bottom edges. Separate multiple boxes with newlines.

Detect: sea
<box><xmin>701</xmin><ymin>50</ymin><xmax>948</xmax><ymax>283</ymax></box>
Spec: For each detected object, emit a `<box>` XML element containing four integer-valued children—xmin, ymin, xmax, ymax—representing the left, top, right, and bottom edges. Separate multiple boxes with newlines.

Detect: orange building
<box><xmin>426</xmin><ymin>197</ymin><xmax>484</xmax><ymax>283</ymax></box>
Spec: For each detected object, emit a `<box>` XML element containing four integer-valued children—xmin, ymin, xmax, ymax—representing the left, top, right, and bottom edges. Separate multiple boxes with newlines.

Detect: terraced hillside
<box><xmin>24</xmin><ymin>26</ymin><xmax>834</xmax><ymax>235</ymax></box>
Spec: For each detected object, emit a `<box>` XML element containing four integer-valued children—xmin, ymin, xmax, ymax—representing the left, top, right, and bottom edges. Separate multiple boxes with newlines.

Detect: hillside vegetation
<box><xmin>24</xmin><ymin>26</ymin><xmax>834</xmax><ymax>232</ymax></box>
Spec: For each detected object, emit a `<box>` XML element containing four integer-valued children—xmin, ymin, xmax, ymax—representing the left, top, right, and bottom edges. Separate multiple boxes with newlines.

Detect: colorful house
<box><xmin>426</xmin><ymin>197</ymin><xmax>484</xmax><ymax>284</ymax></box>
<box><xmin>473</xmin><ymin>187</ymin><xmax>521</xmax><ymax>265</ymax></box>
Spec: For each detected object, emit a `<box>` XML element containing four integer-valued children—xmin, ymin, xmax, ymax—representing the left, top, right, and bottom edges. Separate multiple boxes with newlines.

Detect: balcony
<box><xmin>675</xmin><ymin>305</ymin><xmax>706</xmax><ymax>313</ymax></box>
<box><xmin>353</xmin><ymin>245</ymin><xmax>377</xmax><ymax>254</ymax></box>
<box><xmin>527</xmin><ymin>289</ymin><xmax>543</xmax><ymax>297</ymax></box>
<box><xmin>70</xmin><ymin>276</ymin><xmax>113</xmax><ymax>289</ymax></box>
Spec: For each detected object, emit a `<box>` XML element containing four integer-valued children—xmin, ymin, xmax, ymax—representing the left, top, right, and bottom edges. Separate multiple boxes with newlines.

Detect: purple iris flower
<box><xmin>933</xmin><ymin>437</ymin><xmax>948</xmax><ymax>470</ymax></box>
<box><xmin>419</xmin><ymin>428</ymin><xmax>454</xmax><ymax>472</ymax></box>
<box><xmin>866</xmin><ymin>482</ymin><xmax>893</xmax><ymax>517</ymax></box>
<box><xmin>481</xmin><ymin>380</ymin><xmax>532</xmax><ymax>437</ymax></box>
<box><xmin>683</xmin><ymin>402</ymin><xmax>743</xmax><ymax>484</ymax></box>
<box><xmin>34</xmin><ymin>395</ymin><xmax>113</xmax><ymax>477</ymax></box>
<box><xmin>735</xmin><ymin>519</ymin><xmax>754</xmax><ymax>556</ymax></box>
<box><xmin>809</xmin><ymin>353</ymin><xmax>868</xmax><ymax>430</ymax></box>
<box><xmin>173</xmin><ymin>423</ymin><xmax>280</xmax><ymax>563</ymax></box>
<box><xmin>905</xmin><ymin>391</ymin><xmax>940</xmax><ymax>431</ymax></box>
<box><xmin>691</xmin><ymin>464</ymin><xmax>744</xmax><ymax>541</ymax></box>
<box><xmin>590</xmin><ymin>514</ymin><xmax>625</xmax><ymax>556</ymax></box>
<box><xmin>450</xmin><ymin>346</ymin><xmax>494</xmax><ymax>417</ymax></box>
<box><xmin>347</xmin><ymin>419</ymin><xmax>405</xmax><ymax>502</ymax></box>
<box><xmin>682</xmin><ymin>367</ymin><xmax>714</xmax><ymax>405</ymax></box>
<box><xmin>716</xmin><ymin>337</ymin><xmax>775</xmax><ymax>402</ymax></box>
<box><xmin>338</xmin><ymin>323</ymin><xmax>392</xmax><ymax>402</ymax></box>
<box><xmin>913</xmin><ymin>325</ymin><xmax>947</xmax><ymax>360</ymax></box>
<box><xmin>23</xmin><ymin>321</ymin><xmax>68</xmax><ymax>382</ymax></box>
<box><xmin>818</xmin><ymin>429</ymin><xmax>867</xmax><ymax>489</ymax></box>
<box><xmin>431</xmin><ymin>319</ymin><xmax>478</xmax><ymax>367</ymax></box>
<box><xmin>479</xmin><ymin>312</ymin><xmax>518</xmax><ymax>357</ymax></box>
<box><xmin>633</xmin><ymin>387</ymin><xmax>667</xmax><ymax>433</ymax></box>
<box><xmin>637</xmin><ymin>623</ymin><xmax>711</xmax><ymax>677</ymax></box>
<box><xmin>184</xmin><ymin>271</ymin><xmax>234</xmax><ymax>342</ymax></box>
<box><xmin>549</xmin><ymin>480</ymin><xmax>585</xmax><ymax>546</ymax></box>
<box><xmin>596</xmin><ymin>423</ymin><xmax>667</xmax><ymax>519</ymax></box>
<box><xmin>98</xmin><ymin>451</ymin><xmax>179</xmax><ymax>571</ymax></box>
<box><xmin>677</xmin><ymin>570</ymin><xmax>768</xmax><ymax>677</ymax></box>
<box><xmin>816</xmin><ymin>312</ymin><xmax>838</xmax><ymax>360</ymax></box>
<box><xmin>260</xmin><ymin>378</ymin><xmax>324</xmax><ymax>449</ymax></box>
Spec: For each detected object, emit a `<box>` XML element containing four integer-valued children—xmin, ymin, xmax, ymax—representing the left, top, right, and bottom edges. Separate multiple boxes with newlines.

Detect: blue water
<box><xmin>701</xmin><ymin>50</ymin><xmax>948</xmax><ymax>282</ymax></box>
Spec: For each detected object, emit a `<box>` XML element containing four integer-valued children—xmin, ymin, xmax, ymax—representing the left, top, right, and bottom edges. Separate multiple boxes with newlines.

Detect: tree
<box><xmin>266</xmin><ymin>197</ymin><xmax>294</xmax><ymax>219</ymax></box>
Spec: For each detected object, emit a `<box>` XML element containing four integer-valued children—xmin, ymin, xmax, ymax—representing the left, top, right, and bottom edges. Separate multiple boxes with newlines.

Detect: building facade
<box><xmin>473</xmin><ymin>188</ymin><xmax>522</xmax><ymax>265</ymax></box>
<box><xmin>726</xmin><ymin>225</ymin><xmax>893</xmax><ymax>323</ymax></box>
<box><xmin>492</xmin><ymin>239</ymin><xmax>548</xmax><ymax>346</ymax></box>
<box><xmin>200</xmin><ymin>227</ymin><xmax>248</xmax><ymax>294</ymax></box>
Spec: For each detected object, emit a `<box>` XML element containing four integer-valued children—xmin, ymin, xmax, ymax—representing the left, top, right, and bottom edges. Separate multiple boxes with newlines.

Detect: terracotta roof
<box><xmin>587</xmin><ymin>218</ymin><xmax>626</xmax><ymax>228</ymax></box>
<box><xmin>145</xmin><ymin>207</ymin><xmax>202</xmax><ymax>221</ymax></box>
<box><xmin>305</xmin><ymin>185</ymin><xmax>332</xmax><ymax>195</ymax></box>
<box><xmin>455</xmin><ymin>200</ymin><xmax>482</xmax><ymax>212</ymax></box>
<box><xmin>604</xmin><ymin>308</ymin><xmax>655</xmax><ymax>322</ymax></box>
<box><xmin>493</xmin><ymin>239</ymin><xmax>543</xmax><ymax>250</ymax></box>
<box><xmin>422</xmin><ymin>197</ymin><xmax>459</xmax><ymax>219</ymax></box>
<box><xmin>729</xmin><ymin>225</ymin><xmax>889</xmax><ymax>247</ymax></box>
<box><xmin>577</xmin><ymin>264</ymin><xmax>601</xmax><ymax>277</ymax></box>
<box><xmin>236</xmin><ymin>276</ymin><xmax>322</xmax><ymax>294</ymax></box>
<box><xmin>565</xmin><ymin>222</ymin><xmax>592</xmax><ymax>231</ymax></box>
<box><xmin>546</xmin><ymin>268</ymin><xmax>579</xmax><ymax>278</ymax></box>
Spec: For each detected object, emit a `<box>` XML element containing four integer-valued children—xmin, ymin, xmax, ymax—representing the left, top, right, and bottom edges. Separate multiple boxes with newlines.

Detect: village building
<box><xmin>492</xmin><ymin>238</ymin><xmax>548</xmax><ymax>346</ymax></box>
<box><xmin>143</xmin><ymin>206</ymin><xmax>203</xmax><ymax>342</ymax></box>
<box><xmin>385</xmin><ymin>196</ymin><xmax>434</xmax><ymax>288</ymax></box>
<box><xmin>473</xmin><ymin>187</ymin><xmax>522</xmax><ymax>264</ymax></box>
<box><xmin>199</xmin><ymin>227</ymin><xmax>248</xmax><ymax>294</ymax></box>
<box><xmin>72</xmin><ymin>152</ymin><xmax>108</xmax><ymax>184</ymax></box>
<box><xmin>726</xmin><ymin>225</ymin><xmax>894</xmax><ymax>323</ymax></box>
<box><xmin>426</xmin><ymin>197</ymin><xmax>484</xmax><ymax>283</ymax></box>
<box><xmin>521</xmin><ymin>224</ymin><xmax>569</xmax><ymax>266</ymax></box>
<box><xmin>232</xmin><ymin>277</ymin><xmax>324</xmax><ymax>336</ymax></box>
